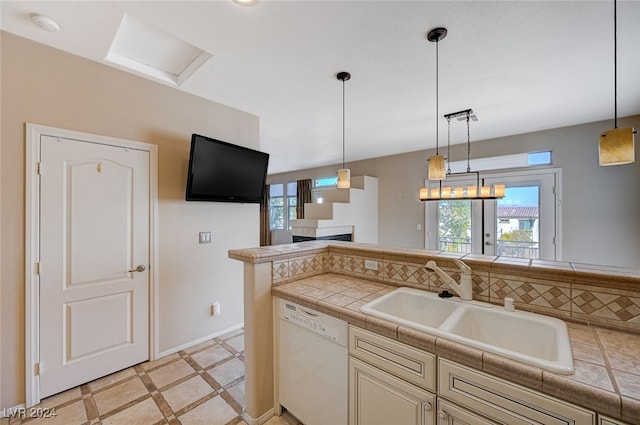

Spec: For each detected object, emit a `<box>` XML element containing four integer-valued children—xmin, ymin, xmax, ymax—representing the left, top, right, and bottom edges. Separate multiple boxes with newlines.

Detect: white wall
<box><xmin>1</xmin><ymin>32</ymin><xmax>259</xmax><ymax>407</ymax></box>
<box><xmin>268</xmin><ymin>116</ymin><xmax>640</xmax><ymax>268</ymax></box>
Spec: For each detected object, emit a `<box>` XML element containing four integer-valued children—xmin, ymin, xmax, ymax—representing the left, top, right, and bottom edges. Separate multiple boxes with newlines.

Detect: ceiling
<box><xmin>2</xmin><ymin>1</ymin><xmax>639</xmax><ymax>175</ymax></box>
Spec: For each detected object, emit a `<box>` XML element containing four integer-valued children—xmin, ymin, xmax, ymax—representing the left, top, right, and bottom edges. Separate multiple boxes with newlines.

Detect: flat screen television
<box><xmin>185</xmin><ymin>134</ymin><xmax>269</xmax><ymax>203</ymax></box>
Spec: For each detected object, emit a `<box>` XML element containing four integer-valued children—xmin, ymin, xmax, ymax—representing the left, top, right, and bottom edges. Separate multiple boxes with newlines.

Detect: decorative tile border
<box><xmin>239</xmin><ymin>242</ymin><xmax>640</xmax><ymax>333</ymax></box>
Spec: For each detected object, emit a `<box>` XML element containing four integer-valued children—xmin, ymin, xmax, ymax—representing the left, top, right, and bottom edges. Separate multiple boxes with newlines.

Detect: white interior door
<box><xmin>39</xmin><ymin>135</ymin><xmax>150</xmax><ymax>398</ymax></box>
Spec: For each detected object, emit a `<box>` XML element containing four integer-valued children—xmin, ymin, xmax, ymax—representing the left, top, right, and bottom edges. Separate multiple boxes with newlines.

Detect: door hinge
<box><xmin>34</xmin><ymin>363</ymin><xmax>40</xmax><ymax>376</ymax></box>
<box><xmin>36</xmin><ymin>262</ymin><xmax>42</xmax><ymax>275</ymax></box>
<box><xmin>37</xmin><ymin>162</ymin><xmax>42</xmax><ymax>175</ymax></box>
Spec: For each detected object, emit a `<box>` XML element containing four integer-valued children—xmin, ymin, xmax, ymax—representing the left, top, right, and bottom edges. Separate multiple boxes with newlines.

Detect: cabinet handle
<box><xmin>438</xmin><ymin>410</ymin><xmax>448</xmax><ymax>420</ymax></box>
<box><xmin>423</xmin><ymin>401</ymin><xmax>432</xmax><ymax>412</ymax></box>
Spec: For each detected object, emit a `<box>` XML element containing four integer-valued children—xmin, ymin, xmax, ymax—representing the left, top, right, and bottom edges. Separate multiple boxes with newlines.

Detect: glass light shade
<box><xmin>428</xmin><ymin>154</ymin><xmax>446</xmax><ymax>180</ymax></box>
<box><xmin>599</xmin><ymin>127</ymin><xmax>635</xmax><ymax>166</ymax></box>
<box><xmin>454</xmin><ymin>187</ymin><xmax>464</xmax><ymax>198</ymax></box>
<box><xmin>430</xmin><ymin>188</ymin><xmax>440</xmax><ymax>199</ymax></box>
<box><xmin>493</xmin><ymin>184</ymin><xmax>505</xmax><ymax>197</ymax></box>
<box><xmin>441</xmin><ymin>187</ymin><xmax>451</xmax><ymax>198</ymax></box>
<box><xmin>480</xmin><ymin>186</ymin><xmax>491</xmax><ymax>197</ymax></box>
<box><xmin>419</xmin><ymin>188</ymin><xmax>429</xmax><ymax>200</ymax></box>
<box><xmin>337</xmin><ymin>168</ymin><xmax>350</xmax><ymax>188</ymax></box>
<box><xmin>467</xmin><ymin>185</ymin><xmax>478</xmax><ymax>198</ymax></box>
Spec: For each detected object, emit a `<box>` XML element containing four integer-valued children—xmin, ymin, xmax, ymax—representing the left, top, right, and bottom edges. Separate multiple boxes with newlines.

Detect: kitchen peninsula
<box><xmin>229</xmin><ymin>241</ymin><xmax>640</xmax><ymax>425</ymax></box>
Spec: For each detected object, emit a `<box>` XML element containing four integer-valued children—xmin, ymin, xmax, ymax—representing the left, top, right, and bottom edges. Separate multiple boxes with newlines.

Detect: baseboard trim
<box><xmin>242</xmin><ymin>407</ymin><xmax>275</xmax><ymax>425</ymax></box>
<box><xmin>155</xmin><ymin>322</ymin><xmax>244</xmax><ymax>360</ymax></box>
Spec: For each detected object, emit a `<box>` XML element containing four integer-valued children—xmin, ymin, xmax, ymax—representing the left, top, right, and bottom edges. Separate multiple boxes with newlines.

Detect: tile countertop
<box><xmin>272</xmin><ymin>273</ymin><xmax>640</xmax><ymax>424</ymax></box>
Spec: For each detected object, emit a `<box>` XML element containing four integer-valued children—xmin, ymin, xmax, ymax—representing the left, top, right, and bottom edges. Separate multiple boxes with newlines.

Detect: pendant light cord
<box><xmin>342</xmin><ymin>77</ymin><xmax>346</xmax><ymax>169</ymax></box>
<box><xmin>435</xmin><ymin>40</ymin><xmax>440</xmax><ymax>155</ymax></box>
<box><xmin>446</xmin><ymin>116</ymin><xmax>451</xmax><ymax>175</ymax></box>
<box><xmin>614</xmin><ymin>0</ymin><xmax>618</xmax><ymax>129</ymax></box>
<box><xmin>466</xmin><ymin>112</ymin><xmax>471</xmax><ymax>173</ymax></box>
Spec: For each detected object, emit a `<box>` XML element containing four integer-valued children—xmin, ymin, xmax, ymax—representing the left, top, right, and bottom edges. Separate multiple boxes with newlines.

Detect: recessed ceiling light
<box><xmin>31</xmin><ymin>14</ymin><xmax>60</xmax><ymax>32</ymax></box>
<box><xmin>233</xmin><ymin>0</ymin><xmax>259</xmax><ymax>7</ymax></box>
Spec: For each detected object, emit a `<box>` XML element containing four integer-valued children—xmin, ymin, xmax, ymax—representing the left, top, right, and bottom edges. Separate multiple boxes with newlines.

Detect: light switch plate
<box><xmin>199</xmin><ymin>232</ymin><xmax>211</xmax><ymax>244</ymax></box>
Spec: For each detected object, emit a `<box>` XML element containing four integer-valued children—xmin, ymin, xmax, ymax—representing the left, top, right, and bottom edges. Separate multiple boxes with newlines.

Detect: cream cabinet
<box><xmin>348</xmin><ymin>326</ymin><xmax>436</xmax><ymax>425</ymax></box>
<box><xmin>436</xmin><ymin>398</ymin><xmax>494</xmax><ymax>425</ymax></box>
<box><xmin>599</xmin><ymin>416</ymin><xmax>632</xmax><ymax>425</ymax></box>
<box><xmin>438</xmin><ymin>359</ymin><xmax>596</xmax><ymax>425</ymax></box>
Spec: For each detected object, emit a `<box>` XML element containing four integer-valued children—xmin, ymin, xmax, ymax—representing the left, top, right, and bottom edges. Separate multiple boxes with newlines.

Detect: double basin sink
<box><xmin>361</xmin><ymin>287</ymin><xmax>574</xmax><ymax>374</ymax></box>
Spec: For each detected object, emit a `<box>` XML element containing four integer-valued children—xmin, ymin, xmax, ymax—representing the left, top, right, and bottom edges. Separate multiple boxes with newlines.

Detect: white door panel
<box><xmin>39</xmin><ymin>135</ymin><xmax>149</xmax><ymax>398</ymax></box>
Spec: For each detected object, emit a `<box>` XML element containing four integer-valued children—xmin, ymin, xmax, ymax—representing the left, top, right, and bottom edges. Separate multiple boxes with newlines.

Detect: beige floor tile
<box><xmin>226</xmin><ymin>334</ymin><xmax>245</xmax><ymax>352</ymax></box>
<box><xmin>89</xmin><ymin>367</ymin><xmax>137</xmax><ymax>391</ymax></box>
<box><xmin>191</xmin><ymin>344</ymin><xmax>233</xmax><ymax>369</ymax></box>
<box><xmin>26</xmin><ymin>400</ymin><xmax>86</xmax><ymax>425</ymax></box>
<box><xmin>178</xmin><ymin>395</ymin><xmax>237</xmax><ymax>425</ymax></box>
<box><xmin>227</xmin><ymin>380</ymin><xmax>245</xmax><ymax>407</ymax></box>
<box><xmin>185</xmin><ymin>340</ymin><xmax>216</xmax><ymax>354</ymax></box>
<box><xmin>264</xmin><ymin>416</ymin><xmax>290</xmax><ymax>425</ymax></box>
<box><xmin>208</xmin><ymin>357</ymin><xmax>245</xmax><ymax>387</ymax></box>
<box><xmin>38</xmin><ymin>387</ymin><xmax>82</xmax><ymax>409</ymax></box>
<box><xmin>93</xmin><ymin>376</ymin><xmax>148</xmax><ymax>415</ymax></box>
<box><xmin>147</xmin><ymin>358</ymin><xmax>194</xmax><ymax>389</ymax></box>
<box><xmin>141</xmin><ymin>352</ymin><xmax>180</xmax><ymax>371</ymax></box>
<box><xmin>161</xmin><ymin>375</ymin><xmax>213</xmax><ymax>413</ymax></box>
<box><xmin>220</xmin><ymin>328</ymin><xmax>244</xmax><ymax>340</ymax></box>
<box><xmin>101</xmin><ymin>397</ymin><xmax>163</xmax><ymax>425</ymax></box>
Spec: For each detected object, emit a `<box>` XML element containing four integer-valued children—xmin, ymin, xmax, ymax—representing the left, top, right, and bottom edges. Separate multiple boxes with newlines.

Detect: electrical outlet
<box><xmin>364</xmin><ymin>260</ymin><xmax>378</xmax><ymax>271</ymax></box>
<box><xmin>199</xmin><ymin>232</ymin><xmax>211</xmax><ymax>244</ymax></box>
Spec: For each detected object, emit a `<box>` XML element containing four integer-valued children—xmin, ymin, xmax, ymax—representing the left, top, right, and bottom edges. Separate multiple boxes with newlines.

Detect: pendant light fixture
<box><xmin>426</xmin><ymin>27</ymin><xmax>447</xmax><ymax>181</ymax></box>
<box><xmin>421</xmin><ymin>109</ymin><xmax>505</xmax><ymax>201</ymax></box>
<box><xmin>337</xmin><ymin>71</ymin><xmax>351</xmax><ymax>189</ymax></box>
<box><xmin>598</xmin><ymin>0</ymin><xmax>636</xmax><ymax>166</ymax></box>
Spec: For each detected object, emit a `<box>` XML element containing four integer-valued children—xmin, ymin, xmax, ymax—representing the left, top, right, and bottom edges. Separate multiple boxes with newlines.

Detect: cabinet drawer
<box><xmin>349</xmin><ymin>326</ymin><xmax>435</xmax><ymax>392</ymax></box>
<box><xmin>439</xmin><ymin>359</ymin><xmax>595</xmax><ymax>425</ymax></box>
<box><xmin>599</xmin><ymin>416</ymin><xmax>631</xmax><ymax>425</ymax></box>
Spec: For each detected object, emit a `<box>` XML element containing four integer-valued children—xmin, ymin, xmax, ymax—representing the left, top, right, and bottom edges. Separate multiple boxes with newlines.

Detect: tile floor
<box><xmin>2</xmin><ymin>328</ymin><xmax>299</xmax><ymax>425</ymax></box>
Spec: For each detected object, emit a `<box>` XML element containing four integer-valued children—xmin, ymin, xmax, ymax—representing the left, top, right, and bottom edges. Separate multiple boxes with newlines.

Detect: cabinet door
<box><xmin>350</xmin><ymin>356</ymin><xmax>435</xmax><ymax>425</ymax></box>
<box><xmin>437</xmin><ymin>398</ymin><xmax>495</xmax><ymax>425</ymax></box>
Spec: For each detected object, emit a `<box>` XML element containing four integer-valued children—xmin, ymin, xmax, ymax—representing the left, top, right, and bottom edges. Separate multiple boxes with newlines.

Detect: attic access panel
<box><xmin>106</xmin><ymin>14</ymin><xmax>212</xmax><ymax>86</ymax></box>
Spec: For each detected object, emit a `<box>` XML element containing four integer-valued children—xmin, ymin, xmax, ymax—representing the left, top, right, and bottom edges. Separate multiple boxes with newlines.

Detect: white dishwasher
<box><xmin>278</xmin><ymin>298</ymin><xmax>348</xmax><ymax>425</ymax></box>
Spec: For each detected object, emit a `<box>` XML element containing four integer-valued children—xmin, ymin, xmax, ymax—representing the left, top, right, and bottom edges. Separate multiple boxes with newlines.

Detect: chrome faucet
<box><xmin>424</xmin><ymin>259</ymin><xmax>473</xmax><ymax>301</ymax></box>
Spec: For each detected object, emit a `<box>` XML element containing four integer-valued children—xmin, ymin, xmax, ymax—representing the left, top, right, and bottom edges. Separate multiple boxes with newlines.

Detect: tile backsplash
<box><xmin>230</xmin><ymin>241</ymin><xmax>640</xmax><ymax>334</ymax></box>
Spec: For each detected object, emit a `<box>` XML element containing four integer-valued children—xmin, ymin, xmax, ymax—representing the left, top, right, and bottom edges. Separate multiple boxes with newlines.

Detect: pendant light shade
<box><xmin>428</xmin><ymin>154</ymin><xmax>446</xmax><ymax>180</ymax></box>
<box><xmin>599</xmin><ymin>128</ymin><xmax>635</xmax><ymax>165</ymax></box>
<box><xmin>599</xmin><ymin>0</ymin><xmax>636</xmax><ymax>166</ymax></box>
<box><xmin>337</xmin><ymin>168</ymin><xmax>351</xmax><ymax>188</ymax></box>
<box><xmin>337</xmin><ymin>71</ymin><xmax>351</xmax><ymax>188</ymax></box>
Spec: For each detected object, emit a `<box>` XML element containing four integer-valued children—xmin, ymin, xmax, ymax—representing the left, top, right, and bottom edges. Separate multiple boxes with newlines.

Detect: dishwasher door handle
<box><xmin>299</xmin><ymin>308</ymin><xmax>319</xmax><ymax>318</ymax></box>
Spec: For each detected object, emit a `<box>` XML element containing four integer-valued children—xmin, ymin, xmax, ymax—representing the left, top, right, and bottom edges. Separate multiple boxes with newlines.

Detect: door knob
<box><xmin>438</xmin><ymin>410</ymin><xmax>448</xmax><ymax>420</ymax></box>
<box><xmin>485</xmin><ymin>241</ymin><xmax>494</xmax><ymax>246</ymax></box>
<box><xmin>129</xmin><ymin>265</ymin><xmax>146</xmax><ymax>273</ymax></box>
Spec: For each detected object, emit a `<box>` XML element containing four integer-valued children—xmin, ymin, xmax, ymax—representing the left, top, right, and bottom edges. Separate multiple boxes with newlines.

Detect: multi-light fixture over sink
<box><xmin>420</xmin><ymin>108</ymin><xmax>505</xmax><ymax>201</ymax></box>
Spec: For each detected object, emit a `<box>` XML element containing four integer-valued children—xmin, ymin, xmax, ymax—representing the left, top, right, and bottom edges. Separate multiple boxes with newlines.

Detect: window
<box><xmin>269</xmin><ymin>182</ymin><xmax>297</xmax><ymax>231</ymax></box>
<box><xmin>426</xmin><ymin>168</ymin><xmax>560</xmax><ymax>261</ymax></box>
<box><xmin>269</xmin><ymin>184</ymin><xmax>284</xmax><ymax>230</ymax></box>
